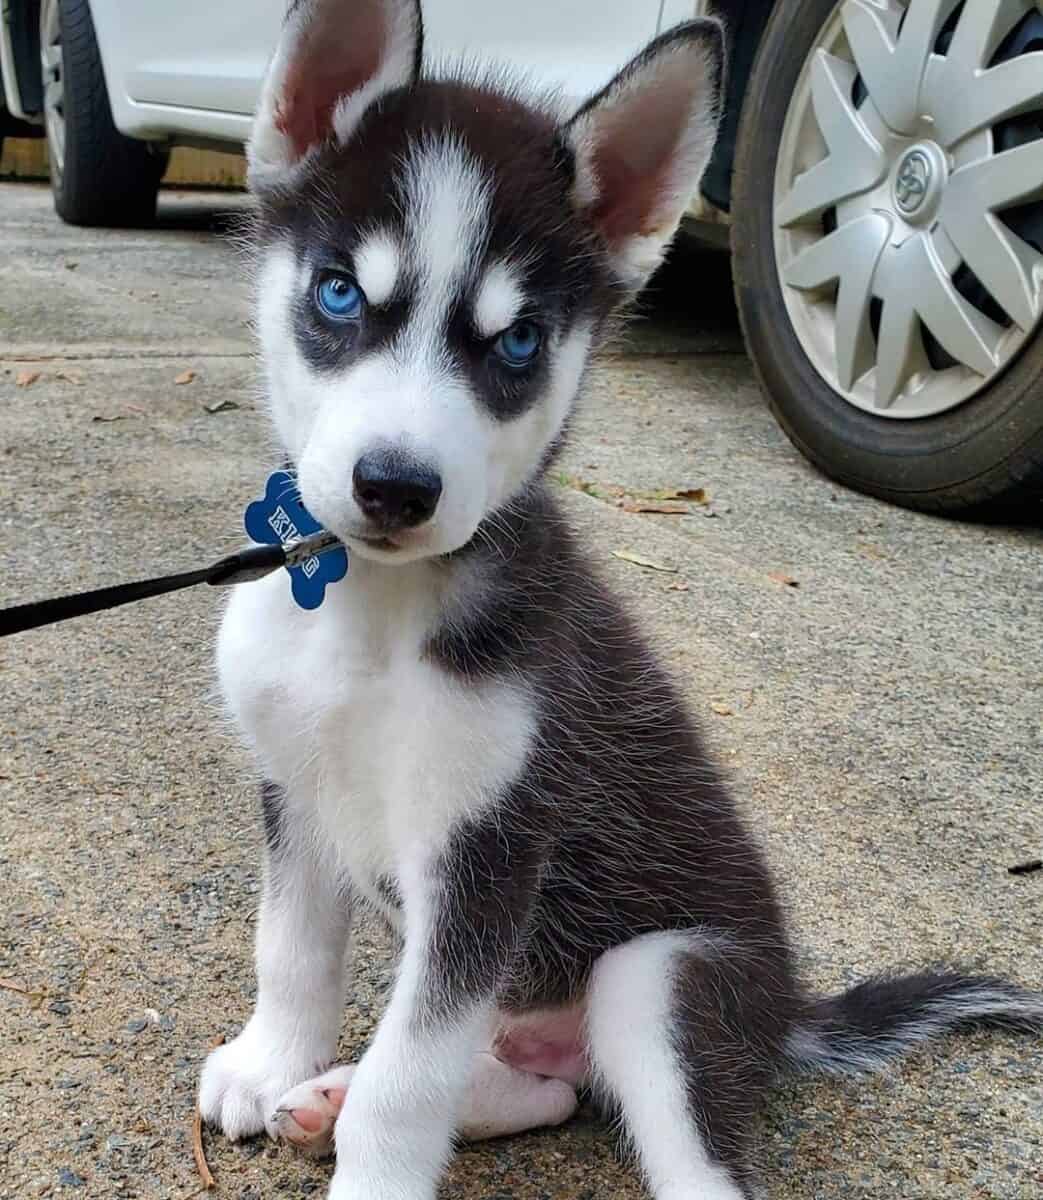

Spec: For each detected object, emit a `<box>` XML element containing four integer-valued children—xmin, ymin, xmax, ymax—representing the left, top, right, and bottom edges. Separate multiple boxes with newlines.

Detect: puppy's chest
<box><xmin>219</xmin><ymin>574</ymin><xmax>535</xmax><ymax>886</ymax></box>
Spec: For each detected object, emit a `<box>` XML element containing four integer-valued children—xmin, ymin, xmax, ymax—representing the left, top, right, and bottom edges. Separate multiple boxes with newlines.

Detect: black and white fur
<box><xmin>198</xmin><ymin>2</ymin><xmax>1043</xmax><ymax>1197</ymax></box>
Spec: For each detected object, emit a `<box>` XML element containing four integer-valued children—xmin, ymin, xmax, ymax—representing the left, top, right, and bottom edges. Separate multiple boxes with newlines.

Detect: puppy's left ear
<box><xmin>564</xmin><ymin>20</ymin><xmax>725</xmax><ymax>292</ymax></box>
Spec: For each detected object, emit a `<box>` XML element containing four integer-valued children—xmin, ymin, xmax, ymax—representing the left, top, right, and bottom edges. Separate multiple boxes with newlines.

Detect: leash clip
<box><xmin>243</xmin><ymin>472</ymin><xmax>348</xmax><ymax>608</ymax></box>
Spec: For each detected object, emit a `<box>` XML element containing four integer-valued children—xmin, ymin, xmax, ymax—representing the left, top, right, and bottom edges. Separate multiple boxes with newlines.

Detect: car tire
<box><xmin>41</xmin><ymin>0</ymin><xmax>168</xmax><ymax>226</ymax></box>
<box><xmin>731</xmin><ymin>0</ymin><xmax>1043</xmax><ymax>517</ymax></box>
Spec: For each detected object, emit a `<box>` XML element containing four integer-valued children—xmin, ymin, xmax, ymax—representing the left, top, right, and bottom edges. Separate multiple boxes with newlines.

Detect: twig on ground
<box><xmin>0</xmin><ymin>977</ymin><xmax>45</xmax><ymax>1002</ymax></box>
<box><xmin>193</xmin><ymin>1036</ymin><xmax>224</xmax><ymax>1190</ymax></box>
<box><xmin>192</xmin><ymin>1108</ymin><xmax>215</xmax><ymax>1191</ymax></box>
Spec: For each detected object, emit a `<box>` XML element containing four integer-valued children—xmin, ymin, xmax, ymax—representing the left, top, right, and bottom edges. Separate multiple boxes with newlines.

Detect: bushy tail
<box><xmin>784</xmin><ymin>972</ymin><xmax>1043</xmax><ymax>1077</ymax></box>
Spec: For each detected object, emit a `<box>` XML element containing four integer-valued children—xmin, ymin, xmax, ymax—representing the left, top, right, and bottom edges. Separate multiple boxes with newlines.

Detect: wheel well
<box><xmin>702</xmin><ymin>0</ymin><xmax>776</xmax><ymax>212</ymax></box>
<box><xmin>4</xmin><ymin>0</ymin><xmax>43</xmax><ymax>119</ymax></box>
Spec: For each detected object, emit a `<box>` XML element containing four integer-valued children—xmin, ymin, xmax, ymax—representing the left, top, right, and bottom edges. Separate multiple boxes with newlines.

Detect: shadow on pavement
<box><xmin>153</xmin><ymin>187</ymin><xmax>251</xmax><ymax>235</ymax></box>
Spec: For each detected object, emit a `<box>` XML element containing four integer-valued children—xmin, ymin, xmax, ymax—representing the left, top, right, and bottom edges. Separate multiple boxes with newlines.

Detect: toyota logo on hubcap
<box><xmin>894</xmin><ymin>150</ymin><xmax>931</xmax><ymax>214</ymax></box>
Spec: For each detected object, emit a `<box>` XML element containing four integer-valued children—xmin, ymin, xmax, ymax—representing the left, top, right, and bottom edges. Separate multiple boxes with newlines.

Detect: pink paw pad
<box><xmin>272</xmin><ymin>1066</ymin><xmax>355</xmax><ymax>1158</ymax></box>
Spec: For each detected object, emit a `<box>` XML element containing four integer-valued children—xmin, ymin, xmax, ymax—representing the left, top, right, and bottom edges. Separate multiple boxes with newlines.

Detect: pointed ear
<box><xmin>564</xmin><ymin>19</ymin><xmax>724</xmax><ymax>291</ymax></box>
<box><xmin>248</xmin><ymin>0</ymin><xmax>423</xmax><ymax>190</ymax></box>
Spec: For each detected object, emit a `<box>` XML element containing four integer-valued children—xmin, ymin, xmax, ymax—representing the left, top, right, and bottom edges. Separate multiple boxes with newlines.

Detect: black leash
<box><xmin>0</xmin><ymin>532</ymin><xmax>342</xmax><ymax>638</ymax></box>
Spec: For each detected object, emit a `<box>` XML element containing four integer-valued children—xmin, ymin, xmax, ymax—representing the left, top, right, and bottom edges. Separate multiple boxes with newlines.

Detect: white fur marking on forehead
<box><xmin>473</xmin><ymin>260</ymin><xmax>526</xmax><ymax>338</ymax></box>
<box><xmin>354</xmin><ymin>231</ymin><xmax>401</xmax><ymax>306</ymax></box>
<box><xmin>401</xmin><ymin>135</ymin><xmax>491</xmax><ymax>322</ymax></box>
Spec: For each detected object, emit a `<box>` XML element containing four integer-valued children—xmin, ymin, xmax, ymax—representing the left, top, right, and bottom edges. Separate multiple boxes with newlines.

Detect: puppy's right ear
<box><xmin>563</xmin><ymin>20</ymin><xmax>724</xmax><ymax>293</ymax></box>
<box><xmin>248</xmin><ymin>0</ymin><xmax>423</xmax><ymax>191</ymax></box>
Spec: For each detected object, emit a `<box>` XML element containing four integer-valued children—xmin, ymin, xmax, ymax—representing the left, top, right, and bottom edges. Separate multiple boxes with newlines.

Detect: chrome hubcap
<box><xmin>40</xmin><ymin>0</ymin><xmax>65</xmax><ymax>176</ymax></box>
<box><xmin>774</xmin><ymin>0</ymin><xmax>1043</xmax><ymax>419</ymax></box>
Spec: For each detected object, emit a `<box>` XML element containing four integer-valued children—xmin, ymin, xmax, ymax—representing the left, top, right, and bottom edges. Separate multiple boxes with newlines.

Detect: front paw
<box><xmin>326</xmin><ymin>1175</ymin><xmax>434</xmax><ymax>1200</ymax></box>
<box><xmin>198</xmin><ymin>1021</ymin><xmax>329</xmax><ymax>1141</ymax></box>
<box><xmin>324</xmin><ymin>1133</ymin><xmax>438</xmax><ymax>1200</ymax></box>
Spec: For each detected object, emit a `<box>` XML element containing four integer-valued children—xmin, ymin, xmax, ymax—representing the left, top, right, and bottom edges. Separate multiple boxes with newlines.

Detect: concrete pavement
<box><xmin>1</xmin><ymin>181</ymin><xmax>1040</xmax><ymax>1199</ymax></box>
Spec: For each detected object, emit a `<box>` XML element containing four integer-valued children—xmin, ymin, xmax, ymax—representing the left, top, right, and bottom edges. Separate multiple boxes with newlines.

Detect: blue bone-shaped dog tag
<box><xmin>244</xmin><ymin>471</ymin><xmax>348</xmax><ymax>610</ymax></box>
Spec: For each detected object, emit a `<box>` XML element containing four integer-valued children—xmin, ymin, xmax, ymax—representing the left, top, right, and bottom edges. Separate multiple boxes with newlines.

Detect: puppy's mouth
<box><xmin>354</xmin><ymin>532</ymin><xmax>402</xmax><ymax>552</ymax></box>
<box><xmin>344</xmin><ymin>525</ymin><xmax>425</xmax><ymax>559</ymax></box>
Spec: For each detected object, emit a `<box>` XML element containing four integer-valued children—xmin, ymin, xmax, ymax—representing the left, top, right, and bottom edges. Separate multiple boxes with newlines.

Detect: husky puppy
<box><xmin>199</xmin><ymin>2</ymin><xmax>1043</xmax><ymax>1197</ymax></box>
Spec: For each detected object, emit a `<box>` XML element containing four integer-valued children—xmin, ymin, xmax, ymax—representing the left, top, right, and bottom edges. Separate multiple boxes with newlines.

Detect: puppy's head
<box><xmin>249</xmin><ymin>0</ymin><xmax>722</xmax><ymax>563</ymax></box>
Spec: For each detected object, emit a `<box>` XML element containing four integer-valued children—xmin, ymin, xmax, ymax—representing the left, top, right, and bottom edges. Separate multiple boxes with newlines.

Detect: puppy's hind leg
<box><xmin>586</xmin><ymin>932</ymin><xmax>788</xmax><ymax>1200</ymax></box>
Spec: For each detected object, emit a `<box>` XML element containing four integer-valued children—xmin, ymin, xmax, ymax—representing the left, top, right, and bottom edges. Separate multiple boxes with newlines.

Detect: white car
<box><xmin>3</xmin><ymin>0</ymin><xmax>1042</xmax><ymax>518</ymax></box>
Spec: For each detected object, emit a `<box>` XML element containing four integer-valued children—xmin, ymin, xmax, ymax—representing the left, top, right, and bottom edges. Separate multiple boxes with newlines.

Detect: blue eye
<box><xmin>493</xmin><ymin>320</ymin><xmax>541</xmax><ymax>367</ymax></box>
<box><xmin>315</xmin><ymin>273</ymin><xmax>363</xmax><ymax>321</ymax></box>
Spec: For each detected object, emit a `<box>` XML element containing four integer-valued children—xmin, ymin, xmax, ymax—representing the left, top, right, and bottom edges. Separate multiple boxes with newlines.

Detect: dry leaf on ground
<box><xmin>664</xmin><ymin>581</ymin><xmax>690</xmax><ymax>592</ymax></box>
<box><xmin>628</xmin><ymin>486</ymin><xmax>709</xmax><ymax>504</ymax></box>
<box><xmin>611</xmin><ymin>549</ymin><xmax>677</xmax><ymax>573</ymax></box>
<box><xmin>15</xmin><ymin>370</ymin><xmax>40</xmax><ymax>388</ymax></box>
<box><xmin>174</xmin><ymin>369</ymin><xmax>197</xmax><ymax>385</ymax></box>
<box><xmin>648</xmin><ymin>486</ymin><xmax>708</xmax><ymax>503</ymax></box>
<box><xmin>560</xmin><ymin>475</ymin><xmax>626</xmax><ymax>499</ymax></box>
<box><xmin>204</xmin><ymin>398</ymin><xmax>239</xmax><ymax>414</ymax></box>
<box><xmin>767</xmin><ymin>572</ymin><xmax>799</xmax><ymax>588</ymax></box>
<box><xmin>621</xmin><ymin>501</ymin><xmax>689</xmax><ymax>515</ymax></box>
<box><xmin>559</xmin><ymin>476</ymin><xmax>710</xmax><ymax>511</ymax></box>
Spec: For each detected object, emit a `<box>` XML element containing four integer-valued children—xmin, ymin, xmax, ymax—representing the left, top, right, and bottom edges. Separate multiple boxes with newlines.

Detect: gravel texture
<box><xmin>1</xmin><ymin>182</ymin><xmax>1040</xmax><ymax>1199</ymax></box>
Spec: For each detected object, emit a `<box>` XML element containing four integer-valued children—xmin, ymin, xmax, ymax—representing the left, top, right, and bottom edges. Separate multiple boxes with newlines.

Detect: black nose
<box><xmin>352</xmin><ymin>450</ymin><xmax>443</xmax><ymax>529</ymax></box>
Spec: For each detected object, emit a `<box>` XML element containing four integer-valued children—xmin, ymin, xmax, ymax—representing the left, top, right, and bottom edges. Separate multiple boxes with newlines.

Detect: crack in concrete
<box><xmin>2</xmin><ymin>347</ymin><xmax>254</xmax><ymax>362</ymax></box>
